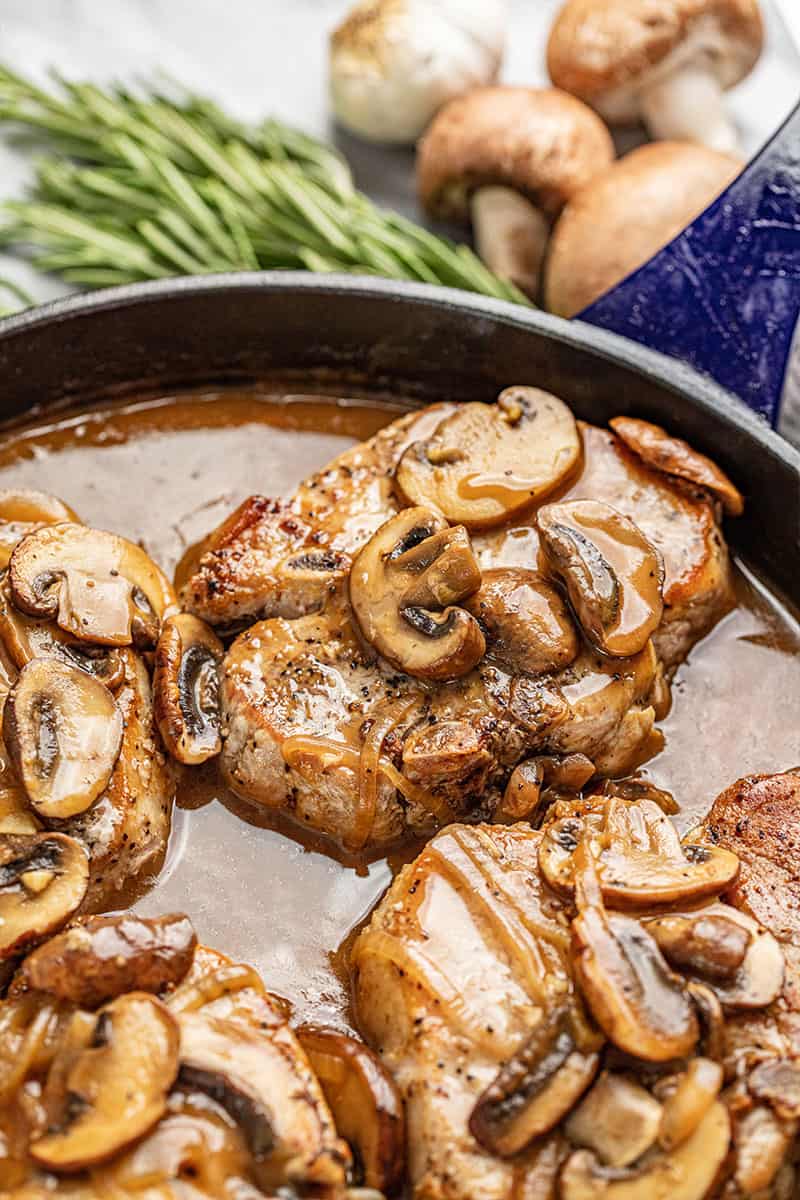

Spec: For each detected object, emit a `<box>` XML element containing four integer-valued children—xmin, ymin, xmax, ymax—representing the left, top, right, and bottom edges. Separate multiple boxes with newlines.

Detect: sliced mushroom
<box><xmin>0</xmin><ymin>579</ymin><xmax>125</xmax><ymax>690</ymax></box>
<box><xmin>464</xmin><ymin>568</ymin><xmax>579</xmax><ymax>674</ymax></box>
<box><xmin>539</xmin><ymin>799</ymin><xmax>739</xmax><ymax>908</ymax></box>
<box><xmin>349</xmin><ymin>506</ymin><xmax>485</xmax><ymax>681</ymax></box>
<box><xmin>658</xmin><ymin>1058</ymin><xmax>723</xmax><ymax>1151</ymax></box>
<box><xmin>0</xmin><ymin>489</ymin><xmax>80</xmax><ymax>568</ymax></box>
<box><xmin>3</xmin><ymin>658</ymin><xmax>123</xmax><ymax>820</ymax></box>
<box><xmin>153</xmin><ymin>614</ymin><xmax>223</xmax><ymax>764</ymax></box>
<box><xmin>571</xmin><ymin>853</ymin><xmax>699</xmax><ymax>1063</ymax></box>
<box><xmin>8</xmin><ymin>523</ymin><xmax>177</xmax><ymax>649</ymax></box>
<box><xmin>647</xmin><ymin>902</ymin><xmax>784</xmax><ymax>1010</ymax></box>
<box><xmin>573</xmin><ymin>906</ymin><xmax>698</xmax><ymax>1062</ymax></box>
<box><xmin>565</xmin><ymin>1072</ymin><xmax>662</xmax><ymax>1168</ymax></box>
<box><xmin>469</xmin><ymin>1004</ymin><xmax>600</xmax><ymax>1157</ymax></box>
<box><xmin>177</xmin><ymin>1012</ymin><xmax>278</xmax><ymax>1158</ymax></box>
<box><xmin>395</xmin><ymin>389</ymin><xmax>581</xmax><ymax>530</ymax></box>
<box><xmin>731</xmin><ymin>1103</ymin><xmax>795</xmax><ymax>1197</ymax></box>
<box><xmin>0</xmin><ymin>832</ymin><xmax>88</xmax><ymax>959</ymax></box>
<box><xmin>21</xmin><ymin>912</ymin><xmax>197</xmax><ymax>1007</ymax></box>
<box><xmin>31</xmin><ymin>992</ymin><xmax>180</xmax><ymax>1171</ymax></box>
<box><xmin>644</xmin><ymin>912</ymin><xmax>750</xmax><ymax>981</ymax></box>
<box><xmin>560</xmin><ymin>1100</ymin><xmax>731</xmax><ymax>1200</ymax></box>
<box><xmin>538</xmin><ymin>500</ymin><xmax>664</xmax><ymax>657</ymax></box>
<box><xmin>610</xmin><ymin>417</ymin><xmax>744</xmax><ymax>517</ymax></box>
<box><xmin>0</xmin><ymin>785</ymin><xmax>41</xmax><ymax>835</ymax></box>
<box><xmin>686</xmin><ymin>981</ymin><xmax>726</xmax><ymax>1063</ymax></box>
<box><xmin>595</xmin><ymin>776</ymin><xmax>678</xmax><ymax>815</ymax></box>
<box><xmin>297</xmin><ymin>1025</ymin><xmax>405</xmax><ymax>1192</ymax></box>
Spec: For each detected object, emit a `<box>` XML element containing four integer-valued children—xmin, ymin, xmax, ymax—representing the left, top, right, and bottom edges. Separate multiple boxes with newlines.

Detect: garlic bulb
<box><xmin>329</xmin><ymin>0</ymin><xmax>507</xmax><ymax>145</ymax></box>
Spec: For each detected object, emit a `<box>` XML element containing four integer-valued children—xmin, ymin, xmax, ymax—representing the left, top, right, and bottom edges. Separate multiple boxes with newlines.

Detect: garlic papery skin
<box><xmin>329</xmin><ymin>0</ymin><xmax>507</xmax><ymax>145</ymax></box>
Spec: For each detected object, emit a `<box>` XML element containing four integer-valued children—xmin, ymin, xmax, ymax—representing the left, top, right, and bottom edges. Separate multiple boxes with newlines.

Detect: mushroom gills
<box><xmin>30</xmin><ymin>992</ymin><xmax>180</xmax><ymax>1171</ymax></box>
<box><xmin>0</xmin><ymin>579</ymin><xmax>124</xmax><ymax>689</ymax></box>
<box><xmin>177</xmin><ymin>1011</ymin><xmax>279</xmax><ymax>1159</ymax></box>
<box><xmin>572</xmin><ymin>899</ymin><xmax>699</xmax><ymax>1062</ymax></box>
<box><xmin>154</xmin><ymin>614</ymin><xmax>224</xmax><ymax>764</ymax></box>
<box><xmin>469</xmin><ymin>1003</ymin><xmax>600</xmax><ymax>1157</ymax></box>
<box><xmin>8</xmin><ymin>522</ymin><xmax>176</xmax><ymax>649</ymax></box>
<box><xmin>537</xmin><ymin>500</ymin><xmax>664</xmax><ymax>657</ymax></box>
<box><xmin>348</xmin><ymin>506</ymin><xmax>485</xmax><ymax>681</ymax></box>
<box><xmin>297</xmin><ymin>1024</ymin><xmax>405</xmax><ymax>1192</ymax></box>
<box><xmin>0</xmin><ymin>832</ymin><xmax>88</xmax><ymax>959</ymax></box>
<box><xmin>3</xmin><ymin>658</ymin><xmax>123</xmax><ymax>819</ymax></box>
<box><xmin>538</xmin><ymin>799</ymin><xmax>739</xmax><ymax>908</ymax></box>
<box><xmin>394</xmin><ymin>389</ymin><xmax>581</xmax><ymax>530</ymax></box>
<box><xmin>21</xmin><ymin>912</ymin><xmax>198</xmax><ymax>1007</ymax></box>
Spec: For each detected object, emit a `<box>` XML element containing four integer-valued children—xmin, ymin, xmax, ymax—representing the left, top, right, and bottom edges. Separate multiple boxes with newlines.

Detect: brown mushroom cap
<box><xmin>609</xmin><ymin>416</ymin><xmax>744</xmax><ymax>516</ymax></box>
<box><xmin>465</xmin><ymin>568</ymin><xmax>579</xmax><ymax>674</ymax></box>
<box><xmin>296</xmin><ymin>1024</ymin><xmax>405</xmax><ymax>1192</ymax></box>
<box><xmin>547</xmin><ymin>0</ymin><xmax>763</xmax><ymax>116</ymax></box>
<box><xmin>20</xmin><ymin>912</ymin><xmax>198</xmax><ymax>1007</ymax></box>
<box><xmin>417</xmin><ymin>86</ymin><xmax>614</xmax><ymax>222</ymax></box>
<box><xmin>545</xmin><ymin>142</ymin><xmax>742</xmax><ymax>318</ymax></box>
<box><xmin>349</xmin><ymin>506</ymin><xmax>485</xmax><ymax>681</ymax></box>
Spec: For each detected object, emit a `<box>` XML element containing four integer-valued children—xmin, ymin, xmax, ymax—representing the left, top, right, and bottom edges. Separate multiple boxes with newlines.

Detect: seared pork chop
<box><xmin>185</xmin><ymin>399</ymin><xmax>735</xmax><ymax>852</ymax></box>
<box><xmin>354</xmin><ymin>781</ymin><xmax>800</xmax><ymax>1199</ymax></box>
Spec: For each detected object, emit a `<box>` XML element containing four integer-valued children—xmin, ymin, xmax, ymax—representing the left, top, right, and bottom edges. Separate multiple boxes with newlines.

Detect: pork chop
<box><xmin>186</xmin><ymin>398</ymin><xmax>735</xmax><ymax>852</ymax></box>
<box><xmin>354</xmin><ymin>784</ymin><xmax>800</xmax><ymax>1200</ymax></box>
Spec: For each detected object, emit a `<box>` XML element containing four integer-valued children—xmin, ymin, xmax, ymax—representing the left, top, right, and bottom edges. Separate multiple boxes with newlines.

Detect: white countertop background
<box><xmin>0</xmin><ymin>0</ymin><xmax>798</xmax><ymax>436</ymax></box>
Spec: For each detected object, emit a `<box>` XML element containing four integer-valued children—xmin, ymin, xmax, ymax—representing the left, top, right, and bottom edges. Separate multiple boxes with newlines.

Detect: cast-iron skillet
<box><xmin>0</xmin><ymin>273</ymin><xmax>796</xmax><ymax>602</ymax></box>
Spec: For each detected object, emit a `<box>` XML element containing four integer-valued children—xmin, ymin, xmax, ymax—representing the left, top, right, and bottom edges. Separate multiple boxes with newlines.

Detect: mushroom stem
<box><xmin>639</xmin><ymin>63</ymin><xmax>740</xmax><ymax>154</ymax></box>
<box><xmin>470</xmin><ymin>186</ymin><xmax>549</xmax><ymax>300</ymax></box>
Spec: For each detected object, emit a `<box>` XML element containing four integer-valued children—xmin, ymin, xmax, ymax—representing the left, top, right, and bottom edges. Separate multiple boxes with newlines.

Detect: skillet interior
<box><xmin>0</xmin><ymin>273</ymin><xmax>796</xmax><ymax>603</ymax></box>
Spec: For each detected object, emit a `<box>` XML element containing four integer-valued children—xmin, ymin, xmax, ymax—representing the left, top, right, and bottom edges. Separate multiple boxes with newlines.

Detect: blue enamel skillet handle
<box><xmin>580</xmin><ymin>102</ymin><xmax>800</xmax><ymax>427</ymax></box>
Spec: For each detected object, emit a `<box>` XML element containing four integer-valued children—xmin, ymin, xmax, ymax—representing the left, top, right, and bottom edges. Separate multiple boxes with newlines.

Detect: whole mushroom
<box><xmin>330</xmin><ymin>0</ymin><xmax>507</xmax><ymax>144</ymax></box>
<box><xmin>547</xmin><ymin>0</ymin><xmax>764</xmax><ymax>153</ymax></box>
<box><xmin>417</xmin><ymin>86</ymin><xmax>614</xmax><ymax>299</ymax></box>
<box><xmin>545</xmin><ymin>141</ymin><xmax>742</xmax><ymax>317</ymax></box>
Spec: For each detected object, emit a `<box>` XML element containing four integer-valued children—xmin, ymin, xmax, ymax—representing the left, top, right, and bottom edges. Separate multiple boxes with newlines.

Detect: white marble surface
<box><xmin>0</xmin><ymin>0</ymin><xmax>798</xmax><ymax>433</ymax></box>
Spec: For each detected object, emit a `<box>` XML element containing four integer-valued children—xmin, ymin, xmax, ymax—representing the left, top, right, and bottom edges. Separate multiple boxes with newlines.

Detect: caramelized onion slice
<box><xmin>395</xmin><ymin>388</ymin><xmax>581</xmax><ymax>530</ymax></box>
<box><xmin>297</xmin><ymin>1025</ymin><xmax>405</xmax><ymax>1192</ymax></box>
<box><xmin>3</xmin><ymin>658</ymin><xmax>123</xmax><ymax>819</ymax></box>
<box><xmin>0</xmin><ymin>489</ymin><xmax>80</xmax><ymax>568</ymax></box>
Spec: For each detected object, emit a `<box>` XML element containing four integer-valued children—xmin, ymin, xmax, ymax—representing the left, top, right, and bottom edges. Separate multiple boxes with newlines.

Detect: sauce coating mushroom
<box><xmin>153</xmin><ymin>614</ymin><xmax>224</xmax><ymax>764</ymax></box>
<box><xmin>395</xmin><ymin>388</ymin><xmax>581</xmax><ymax>530</ymax></box>
<box><xmin>349</xmin><ymin>506</ymin><xmax>485</xmax><ymax>680</ymax></box>
<box><xmin>0</xmin><ymin>831</ymin><xmax>88</xmax><ymax>959</ymax></box>
<box><xmin>538</xmin><ymin>499</ymin><xmax>664</xmax><ymax>658</ymax></box>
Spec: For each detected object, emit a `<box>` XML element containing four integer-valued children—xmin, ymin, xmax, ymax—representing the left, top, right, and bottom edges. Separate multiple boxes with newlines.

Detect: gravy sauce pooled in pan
<box><xmin>0</xmin><ymin>387</ymin><xmax>796</xmax><ymax>1027</ymax></box>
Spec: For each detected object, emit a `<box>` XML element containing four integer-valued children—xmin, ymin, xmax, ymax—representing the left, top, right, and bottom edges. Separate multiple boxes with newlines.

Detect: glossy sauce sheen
<box><xmin>0</xmin><ymin>389</ymin><xmax>797</xmax><ymax>1028</ymax></box>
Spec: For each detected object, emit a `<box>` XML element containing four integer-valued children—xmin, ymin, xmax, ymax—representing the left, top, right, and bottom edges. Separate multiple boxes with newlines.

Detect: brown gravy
<box><xmin>0</xmin><ymin>388</ymin><xmax>797</xmax><ymax>1029</ymax></box>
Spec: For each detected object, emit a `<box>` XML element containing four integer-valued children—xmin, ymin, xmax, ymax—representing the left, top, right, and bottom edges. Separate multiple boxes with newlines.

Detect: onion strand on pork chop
<box><xmin>183</xmin><ymin>394</ymin><xmax>737</xmax><ymax>853</ymax></box>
